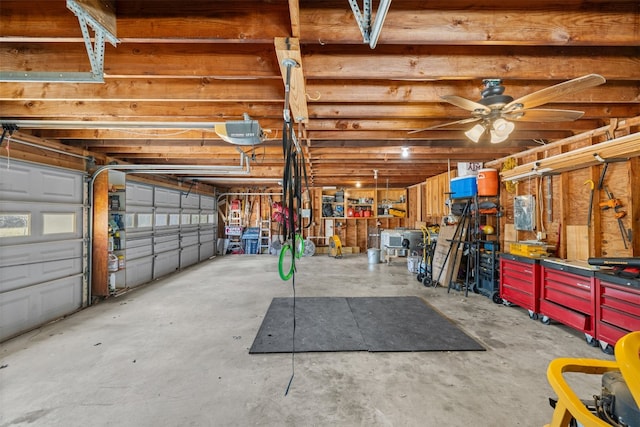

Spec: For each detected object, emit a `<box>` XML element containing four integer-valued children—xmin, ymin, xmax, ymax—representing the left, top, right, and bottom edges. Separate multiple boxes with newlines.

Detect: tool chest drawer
<box><xmin>499</xmin><ymin>254</ymin><xmax>541</xmax><ymax>313</ymax></box>
<box><xmin>595</xmin><ymin>272</ymin><xmax>640</xmax><ymax>347</ymax></box>
<box><xmin>540</xmin><ymin>259</ymin><xmax>596</xmax><ymax>335</ymax></box>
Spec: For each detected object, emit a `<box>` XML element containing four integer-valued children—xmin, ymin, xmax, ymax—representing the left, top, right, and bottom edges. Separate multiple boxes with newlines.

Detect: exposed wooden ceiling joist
<box><xmin>0</xmin><ymin>0</ymin><xmax>638</xmax><ymax>188</ymax></box>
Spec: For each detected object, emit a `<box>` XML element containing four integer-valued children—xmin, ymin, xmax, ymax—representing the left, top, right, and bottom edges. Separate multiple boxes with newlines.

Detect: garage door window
<box><xmin>0</xmin><ymin>213</ymin><xmax>31</xmax><ymax>237</ymax></box>
<box><xmin>137</xmin><ymin>213</ymin><xmax>153</xmax><ymax>228</ymax></box>
<box><xmin>43</xmin><ymin>212</ymin><xmax>76</xmax><ymax>234</ymax></box>
<box><xmin>155</xmin><ymin>213</ymin><xmax>168</xmax><ymax>227</ymax></box>
<box><xmin>125</xmin><ymin>213</ymin><xmax>135</xmax><ymax>229</ymax></box>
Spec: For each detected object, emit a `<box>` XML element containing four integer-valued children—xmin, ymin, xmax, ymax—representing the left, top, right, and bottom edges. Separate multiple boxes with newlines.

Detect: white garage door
<box><xmin>0</xmin><ymin>159</ymin><xmax>85</xmax><ymax>342</ymax></box>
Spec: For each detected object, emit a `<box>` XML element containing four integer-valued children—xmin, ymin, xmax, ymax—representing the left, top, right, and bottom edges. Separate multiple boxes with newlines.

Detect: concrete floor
<box><xmin>0</xmin><ymin>254</ymin><xmax>615</xmax><ymax>426</ymax></box>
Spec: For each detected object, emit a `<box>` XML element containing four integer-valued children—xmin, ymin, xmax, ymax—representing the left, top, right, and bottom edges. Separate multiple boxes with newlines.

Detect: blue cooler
<box><xmin>450</xmin><ymin>176</ymin><xmax>477</xmax><ymax>199</ymax></box>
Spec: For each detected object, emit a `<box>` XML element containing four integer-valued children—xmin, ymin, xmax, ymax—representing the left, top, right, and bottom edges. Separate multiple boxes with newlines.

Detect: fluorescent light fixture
<box><xmin>464</xmin><ymin>124</ymin><xmax>485</xmax><ymax>143</ymax></box>
<box><xmin>490</xmin><ymin>118</ymin><xmax>515</xmax><ymax>144</ymax></box>
<box><xmin>502</xmin><ymin>167</ymin><xmax>552</xmax><ymax>181</ymax></box>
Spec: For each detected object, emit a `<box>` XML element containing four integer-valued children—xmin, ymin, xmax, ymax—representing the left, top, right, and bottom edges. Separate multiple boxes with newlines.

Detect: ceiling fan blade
<box><xmin>503</xmin><ymin>108</ymin><xmax>584</xmax><ymax>122</ymax></box>
<box><xmin>408</xmin><ymin>117</ymin><xmax>481</xmax><ymax>134</ymax></box>
<box><xmin>441</xmin><ymin>95</ymin><xmax>491</xmax><ymax>114</ymax></box>
<box><xmin>504</xmin><ymin>74</ymin><xmax>606</xmax><ymax>111</ymax></box>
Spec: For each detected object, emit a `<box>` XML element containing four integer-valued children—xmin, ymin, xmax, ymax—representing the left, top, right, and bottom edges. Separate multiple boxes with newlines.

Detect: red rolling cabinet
<box><xmin>595</xmin><ymin>271</ymin><xmax>640</xmax><ymax>354</ymax></box>
<box><xmin>499</xmin><ymin>253</ymin><xmax>541</xmax><ymax>319</ymax></box>
<box><xmin>539</xmin><ymin>259</ymin><xmax>598</xmax><ymax>344</ymax></box>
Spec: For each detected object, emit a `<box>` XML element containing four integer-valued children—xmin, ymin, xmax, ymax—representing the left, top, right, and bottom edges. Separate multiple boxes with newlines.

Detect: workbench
<box><xmin>594</xmin><ymin>270</ymin><xmax>640</xmax><ymax>353</ymax></box>
<box><xmin>539</xmin><ymin>258</ymin><xmax>598</xmax><ymax>345</ymax></box>
<box><xmin>499</xmin><ymin>253</ymin><xmax>542</xmax><ymax>319</ymax></box>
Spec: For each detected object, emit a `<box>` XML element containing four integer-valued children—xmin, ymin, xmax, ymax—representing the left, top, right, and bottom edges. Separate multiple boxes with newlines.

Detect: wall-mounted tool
<box><xmin>601</xmin><ymin>186</ymin><xmax>628</xmax><ymax>249</ymax></box>
<box><xmin>584</xmin><ymin>179</ymin><xmax>594</xmax><ymax>227</ymax></box>
<box><xmin>595</xmin><ymin>153</ymin><xmax>629</xmax><ymax>191</ymax></box>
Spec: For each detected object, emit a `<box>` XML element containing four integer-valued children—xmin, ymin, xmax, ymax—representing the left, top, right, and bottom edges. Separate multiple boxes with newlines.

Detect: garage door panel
<box><xmin>0</xmin><ymin>162</ymin><xmax>31</xmax><ymax>199</ymax></box>
<box><xmin>181</xmin><ymin>193</ymin><xmax>199</xmax><ymax>209</ymax></box>
<box><xmin>0</xmin><ymin>292</ymin><xmax>30</xmax><ymax>339</ymax></box>
<box><xmin>126</xmin><ymin>256</ymin><xmax>153</xmax><ymax>288</ymax></box>
<box><xmin>0</xmin><ymin>160</ymin><xmax>85</xmax><ymax>343</ymax></box>
<box><xmin>40</xmin><ymin>277</ymin><xmax>82</xmax><ymax>318</ymax></box>
<box><xmin>180</xmin><ymin>245</ymin><xmax>199</xmax><ymax>269</ymax></box>
<box><xmin>154</xmin><ymin>250</ymin><xmax>179</xmax><ymax>279</ymax></box>
<box><xmin>180</xmin><ymin>232</ymin><xmax>198</xmax><ymax>247</ymax></box>
<box><xmin>200</xmin><ymin>241</ymin><xmax>215</xmax><ymax>261</ymax></box>
<box><xmin>126</xmin><ymin>182</ymin><xmax>153</xmax><ymax>206</ymax></box>
<box><xmin>0</xmin><ymin>240</ymin><xmax>83</xmax><ymax>268</ymax></box>
<box><xmin>0</xmin><ymin>201</ymin><xmax>83</xmax><ymax>245</ymax></box>
<box><xmin>40</xmin><ymin>170</ymin><xmax>83</xmax><ymax>202</ymax></box>
<box><xmin>0</xmin><ymin>160</ymin><xmax>83</xmax><ymax>203</ymax></box>
<box><xmin>154</xmin><ymin>187</ymin><xmax>181</xmax><ymax>207</ymax></box>
<box><xmin>0</xmin><ymin>274</ymin><xmax>82</xmax><ymax>341</ymax></box>
<box><xmin>200</xmin><ymin>196</ymin><xmax>215</xmax><ymax>210</ymax></box>
<box><xmin>1</xmin><ymin>258</ymin><xmax>83</xmax><ymax>293</ymax></box>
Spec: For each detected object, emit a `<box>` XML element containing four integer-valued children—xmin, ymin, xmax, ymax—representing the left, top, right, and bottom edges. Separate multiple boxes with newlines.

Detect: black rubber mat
<box><xmin>249</xmin><ymin>297</ymin><xmax>367</xmax><ymax>353</ymax></box>
<box><xmin>249</xmin><ymin>296</ymin><xmax>484</xmax><ymax>353</ymax></box>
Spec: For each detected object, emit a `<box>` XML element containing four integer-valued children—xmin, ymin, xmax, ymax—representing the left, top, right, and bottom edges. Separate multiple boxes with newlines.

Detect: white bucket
<box><xmin>367</xmin><ymin>248</ymin><xmax>380</xmax><ymax>264</ymax></box>
<box><xmin>108</xmin><ymin>253</ymin><xmax>119</xmax><ymax>272</ymax></box>
<box><xmin>407</xmin><ymin>255</ymin><xmax>420</xmax><ymax>273</ymax></box>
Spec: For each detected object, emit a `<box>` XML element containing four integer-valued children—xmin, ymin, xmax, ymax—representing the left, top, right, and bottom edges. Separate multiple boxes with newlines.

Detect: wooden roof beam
<box><xmin>300</xmin><ymin>3</ymin><xmax>640</xmax><ymax>46</ymax></box>
<box><xmin>301</xmin><ymin>46</ymin><xmax>640</xmax><ymax>80</ymax></box>
<box><xmin>308</xmin><ymin>103</ymin><xmax>640</xmax><ymax>120</ymax></box>
<box><xmin>274</xmin><ymin>37</ymin><xmax>309</xmax><ymax>123</ymax></box>
<box><xmin>0</xmin><ymin>79</ymin><xmax>285</xmax><ymax>102</ymax></box>
<box><xmin>304</xmin><ymin>80</ymin><xmax>640</xmax><ymax>104</ymax></box>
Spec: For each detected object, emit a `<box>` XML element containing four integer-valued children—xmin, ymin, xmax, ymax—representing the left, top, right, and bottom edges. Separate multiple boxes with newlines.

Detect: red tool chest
<box><xmin>539</xmin><ymin>259</ymin><xmax>597</xmax><ymax>339</ymax></box>
<box><xmin>499</xmin><ymin>253</ymin><xmax>541</xmax><ymax>319</ymax></box>
<box><xmin>595</xmin><ymin>271</ymin><xmax>640</xmax><ymax>352</ymax></box>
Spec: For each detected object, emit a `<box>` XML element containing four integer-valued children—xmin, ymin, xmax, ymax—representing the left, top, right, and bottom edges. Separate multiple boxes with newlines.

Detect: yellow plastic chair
<box><xmin>544</xmin><ymin>331</ymin><xmax>640</xmax><ymax>427</ymax></box>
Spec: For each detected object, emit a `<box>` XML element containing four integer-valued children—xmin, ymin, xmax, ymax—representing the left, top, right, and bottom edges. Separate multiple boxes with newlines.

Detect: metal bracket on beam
<box><xmin>348</xmin><ymin>0</ymin><xmax>372</xmax><ymax>43</ymax></box>
<box><xmin>348</xmin><ymin>0</ymin><xmax>391</xmax><ymax>49</ymax></box>
<box><xmin>0</xmin><ymin>0</ymin><xmax>119</xmax><ymax>83</ymax></box>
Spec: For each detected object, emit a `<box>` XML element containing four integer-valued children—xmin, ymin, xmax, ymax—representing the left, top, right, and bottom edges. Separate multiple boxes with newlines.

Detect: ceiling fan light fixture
<box><xmin>489</xmin><ymin>130</ymin><xmax>510</xmax><ymax>144</ymax></box>
<box><xmin>464</xmin><ymin>124</ymin><xmax>486</xmax><ymax>143</ymax></box>
<box><xmin>489</xmin><ymin>118</ymin><xmax>515</xmax><ymax>143</ymax></box>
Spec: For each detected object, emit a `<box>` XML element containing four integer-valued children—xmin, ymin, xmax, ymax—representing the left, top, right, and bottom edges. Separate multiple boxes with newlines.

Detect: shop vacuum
<box><xmin>549</xmin><ymin>371</ymin><xmax>639</xmax><ymax>426</ymax></box>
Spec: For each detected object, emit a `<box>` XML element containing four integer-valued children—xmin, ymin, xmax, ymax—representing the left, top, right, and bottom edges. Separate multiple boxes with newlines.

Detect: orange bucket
<box><xmin>477</xmin><ymin>168</ymin><xmax>498</xmax><ymax>196</ymax></box>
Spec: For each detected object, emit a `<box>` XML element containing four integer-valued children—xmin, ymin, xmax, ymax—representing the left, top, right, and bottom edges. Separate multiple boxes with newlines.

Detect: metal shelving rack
<box><xmin>470</xmin><ymin>192</ymin><xmax>502</xmax><ymax>304</ymax></box>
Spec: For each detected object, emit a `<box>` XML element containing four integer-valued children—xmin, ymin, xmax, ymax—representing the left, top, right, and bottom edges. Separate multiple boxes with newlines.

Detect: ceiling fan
<box><xmin>410</xmin><ymin>74</ymin><xmax>606</xmax><ymax>143</ymax></box>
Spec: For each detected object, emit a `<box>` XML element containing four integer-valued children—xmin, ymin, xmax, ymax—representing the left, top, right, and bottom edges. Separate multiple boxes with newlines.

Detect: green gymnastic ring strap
<box><xmin>278</xmin><ymin>243</ymin><xmax>294</xmax><ymax>281</ymax></box>
<box><xmin>294</xmin><ymin>234</ymin><xmax>305</xmax><ymax>259</ymax></box>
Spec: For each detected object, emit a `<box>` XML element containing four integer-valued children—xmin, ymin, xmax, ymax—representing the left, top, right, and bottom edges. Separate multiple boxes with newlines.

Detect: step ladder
<box><xmin>259</xmin><ymin>219</ymin><xmax>271</xmax><ymax>254</ymax></box>
<box><xmin>226</xmin><ymin>206</ymin><xmax>243</xmax><ymax>254</ymax></box>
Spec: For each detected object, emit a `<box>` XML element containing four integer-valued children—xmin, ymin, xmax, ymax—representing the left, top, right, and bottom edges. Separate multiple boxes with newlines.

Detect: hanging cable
<box><xmin>278</xmin><ymin>54</ymin><xmax>313</xmax><ymax>396</ymax></box>
<box><xmin>1</xmin><ymin>125</ymin><xmax>17</xmax><ymax>169</ymax></box>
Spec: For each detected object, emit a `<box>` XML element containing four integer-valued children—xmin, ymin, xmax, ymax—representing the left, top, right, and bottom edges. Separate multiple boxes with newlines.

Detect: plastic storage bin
<box><xmin>450</xmin><ymin>176</ymin><xmax>477</xmax><ymax>198</ymax></box>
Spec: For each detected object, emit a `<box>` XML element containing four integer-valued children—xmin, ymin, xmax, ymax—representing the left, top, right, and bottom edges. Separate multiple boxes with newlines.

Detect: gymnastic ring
<box><xmin>294</xmin><ymin>234</ymin><xmax>305</xmax><ymax>259</ymax></box>
<box><xmin>278</xmin><ymin>243</ymin><xmax>294</xmax><ymax>281</ymax></box>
